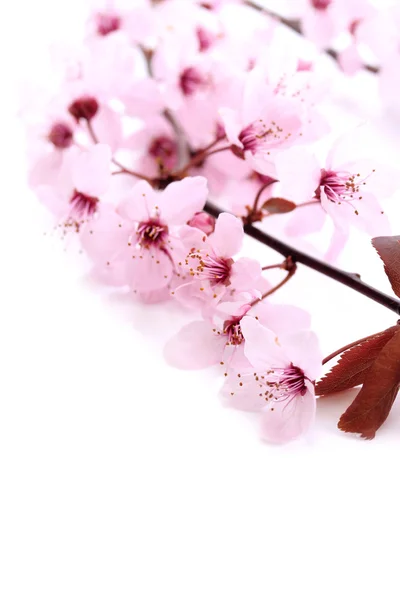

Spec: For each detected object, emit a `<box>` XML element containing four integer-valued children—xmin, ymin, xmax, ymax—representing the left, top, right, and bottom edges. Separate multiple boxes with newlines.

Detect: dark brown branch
<box><xmin>205</xmin><ymin>200</ymin><xmax>400</xmax><ymax>316</ymax></box>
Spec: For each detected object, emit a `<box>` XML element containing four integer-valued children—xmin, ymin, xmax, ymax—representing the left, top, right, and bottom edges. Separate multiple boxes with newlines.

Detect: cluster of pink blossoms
<box><xmin>26</xmin><ymin>0</ymin><xmax>397</xmax><ymax>443</ymax></box>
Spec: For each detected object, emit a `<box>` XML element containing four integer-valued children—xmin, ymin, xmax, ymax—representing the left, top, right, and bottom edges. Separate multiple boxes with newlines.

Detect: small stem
<box><xmin>85</xmin><ymin>119</ymin><xmax>154</xmax><ymax>185</ymax></box>
<box><xmin>296</xmin><ymin>200</ymin><xmax>320</xmax><ymax>209</ymax></box>
<box><xmin>322</xmin><ymin>333</ymin><xmax>380</xmax><ymax>365</ymax></box>
<box><xmin>172</xmin><ymin>138</ymin><xmax>228</xmax><ymax>177</ymax></box>
<box><xmin>110</xmin><ymin>159</ymin><xmax>154</xmax><ymax>184</ymax></box>
<box><xmin>243</xmin><ymin>0</ymin><xmax>379</xmax><ymax>75</ymax></box>
<box><xmin>205</xmin><ymin>200</ymin><xmax>400</xmax><ymax>316</ymax></box>
<box><xmin>253</xmin><ymin>261</ymin><xmax>297</xmax><ymax>305</ymax></box>
<box><xmin>86</xmin><ymin>120</ymin><xmax>99</xmax><ymax>144</ymax></box>
<box><xmin>262</xmin><ymin>262</ymin><xmax>286</xmax><ymax>271</ymax></box>
<box><xmin>249</xmin><ymin>182</ymin><xmax>273</xmax><ymax>222</ymax></box>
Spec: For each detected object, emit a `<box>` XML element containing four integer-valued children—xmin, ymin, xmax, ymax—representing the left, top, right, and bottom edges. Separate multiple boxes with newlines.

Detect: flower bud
<box><xmin>188</xmin><ymin>212</ymin><xmax>215</xmax><ymax>235</ymax></box>
<box><xmin>68</xmin><ymin>96</ymin><xmax>99</xmax><ymax>122</ymax></box>
<box><xmin>48</xmin><ymin>122</ymin><xmax>73</xmax><ymax>149</ymax></box>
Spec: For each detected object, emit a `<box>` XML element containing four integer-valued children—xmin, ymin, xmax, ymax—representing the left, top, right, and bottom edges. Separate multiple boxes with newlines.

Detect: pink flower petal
<box><xmin>285</xmin><ymin>203</ymin><xmax>326</xmax><ymax>237</ymax></box>
<box><xmin>158</xmin><ymin>177</ymin><xmax>208</xmax><ymax>225</ymax></box>
<box><xmin>117</xmin><ymin>180</ymin><xmax>155</xmax><ymax>222</ymax></box>
<box><xmin>211</xmin><ymin>212</ymin><xmax>244</xmax><ymax>257</ymax></box>
<box><xmin>275</xmin><ymin>147</ymin><xmax>321</xmax><ymax>205</ymax></box>
<box><xmin>164</xmin><ymin>320</ymin><xmax>226</xmax><ymax>369</ymax></box>
<box><xmin>280</xmin><ymin>331</ymin><xmax>322</xmax><ymax>382</ymax></box>
<box><xmin>81</xmin><ymin>204</ymin><xmax>131</xmax><ymax>264</ymax></box>
<box><xmin>127</xmin><ymin>247</ymin><xmax>173</xmax><ymax>293</ymax></box>
<box><xmin>221</xmin><ymin>369</ymin><xmax>267</xmax><ymax>412</ymax></box>
<box><xmin>253</xmin><ymin>303</ymin><xmax>311</xmax><ymax>334</ymax></box>
<box><xmin>71</xmin><ymin>144</ymin><xmax>112</xmax><ymax>197</ymax></box>
<box><xmin>260</xmin><ymin>383</ymin><xmax>316</xmax><ymax>444</ymax></box>
<box><xmin>230</xmin><ymin>257</ymin><xmax>262</xmax><ymax>291</ymax></box>
<box><xmin>241</xmin><ymin>317</ymin><xmax>287</xmax><ymax>371</ymax></box>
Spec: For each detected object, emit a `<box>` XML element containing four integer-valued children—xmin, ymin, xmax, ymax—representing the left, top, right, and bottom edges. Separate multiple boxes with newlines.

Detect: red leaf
<box><xmin>316</xmin><ymin>326</ymin><xmax>399</xmax><ymax>396</ymax></box>
<box><xmin>372</xmin><ymin>236</ymin><xmax>400</xmax><ymax>297</ymax></box>
<box><xmin>262</xmin><ymin>198</ymin><xmax>296</xmax><ymax>214</ymax></box>
<box><xmin>338</xmin><ymin>328</ymin><xmax>400</xmax><ymax>439</ymax></box>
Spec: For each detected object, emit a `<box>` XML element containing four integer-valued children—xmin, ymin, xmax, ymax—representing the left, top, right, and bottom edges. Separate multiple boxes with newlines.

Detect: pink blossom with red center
<box><xmin>275</xmin><ymin>141</ymin><xmax>391</xmax><ymax>249</ymax></box>
<box><xmin>220</xmin><ymin>67</ymin><xmax>303</xmax><ymax>176</ymax></box>
<box><xmin>36</xmin><ymin>144</ymin><xmax>112</xmax><ymax>234</ymax></box>
<box><xmin>172</xmin><ymin>213</ymin><xmax>261</xmax><ymax>310</ymax></box>
<box><xmin>223</xmin><ymin>318</ymin><xmax>322</xmax><ymax>443</ymax></box>
<box><xmin>164</xmin><ymin>299</ymin><xmax>253</xmax><ymax>371</ymax></box>
<box><xmin>81</xmin><ymin>177</ymin><xmax>209</xmax><ymax>293</ymax></box>
<box><xmin>165</xmin><ymin>299</ymin><xmax>312</xmax><ymax>373</ymax></box>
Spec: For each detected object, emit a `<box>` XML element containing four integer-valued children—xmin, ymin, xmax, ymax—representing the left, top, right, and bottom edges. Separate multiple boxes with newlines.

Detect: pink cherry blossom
<box><xmin>275</xmin><ymin>140</ymin><xmax>391</xmax><ymax>240</ymax></box>
<box><xmin>219</xmin><ymin>67</ymin><xmax>303</xmax><ymax>176</ymax></box>
<box><xmin>223</xmin><ymin>317</ymin><xmax>322</xmax><ymax>443</ymax></box>
<box><xmin>81</xmin><ymin>177</ymin><xmax>208</xmax><ymax>293</ymax></box>
<box><xmin>164</xmin><ymin>297</ymin><xmax>254</xmax><ymax>371</ymax></box>
<box><xmin>35</xmin><ymin>143</ymin><xmax>112</xmax><ymax>235</ymax></box>
<box><xmin>122</xmin><ymin>116</ymin><xmax>178</xmax><ymax>178</ymax></box>
<box><xmin>172</xmin><ymin>212</ymin><xmax>261</xmax><ymax>310</ymax></box>
<box><xmin>165</xmin><ymin>296</ymin><xmax>311</xmax><ymax>373</ymax></box>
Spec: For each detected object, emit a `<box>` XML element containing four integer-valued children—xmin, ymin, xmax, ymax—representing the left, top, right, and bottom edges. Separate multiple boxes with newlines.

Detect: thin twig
<box><xmin>85</xmin><ymin>120</ymin><xmax>154</xmax><ymax>184</ymax></box>
<box><xmin>253</xmin><ymin>261</ymin><xmax>297</xmax><ymax>304</ymax></box>
<box><xmin>262</xmin><ymin>263</ymin><xmax>286</xmax><ymax>271</ymax></box>
<box><xmin>171</xmin><ymin>137</ymin><xmax>228</xmax><ymax>178</ymax></box>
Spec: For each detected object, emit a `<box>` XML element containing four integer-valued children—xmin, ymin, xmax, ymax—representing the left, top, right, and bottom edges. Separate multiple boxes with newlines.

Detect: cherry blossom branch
<box><xmin>205</xmin><ymin>200</ymin><xmax>400</xmax><ymax>316</ymax></box>
<box><xmin>244</xmin><ymin>0</ymin><xmax>379</xmax><ymax>75</ymax></box>
<box><xmin>171</xmin><ymin>138</ymin><xmax>229</xmax><ymax>177</ymax></box>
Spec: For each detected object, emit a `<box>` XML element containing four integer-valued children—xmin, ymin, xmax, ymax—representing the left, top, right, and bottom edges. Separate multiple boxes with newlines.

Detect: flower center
<box><xmin>136</xmin><ymin>219</ymin><xmax>169</xmax><ymax>248</ymax></box>
<box><xmin>238</xmin><ymin>120</ymin><xmax>288</xmax><ymax>155</ymax></box>
<box><xmin>96</xmin><ymin>13</ymin><xmax>121</xmax><ymax>36</ymax></box>
<box><xmin>262</xmin><ymin>364</ymin><xmax>307</xmax><ymax>404</ymax></box>
<box><xmin>179</xmin><ymin>67</ymin><xmax>208</xmax><ymax>96</ymax></box>
<box><xmin>148</xmin><ymin>136</ymin><xmax>177</xmax><ymax>170</ymax></box>
<box><xmin>48</xmin><ymin>122</ymin><xmax>73</xmax><ymax>149</ymax></box>
<box><xmin>223</xmin><ymin>319</ymin><xmax>244</xmax><ymax>346</ymax></box>
<box><xmin>65</xmin><ymin>190</ymin><xmax>99</xmax><ymax>231</ymax></box>
<box><xmin>318</xmin><ymin>169</ymin><xmax>366</xmax><ymax>204</ymax></box>
<box><xmin>186</xmin><ymin>249</ymin><xmax>233</xmax><ymax>286</ymax></box>
<box><xmin>311</xmin><ymin>0</ymin><xmax>332</xmax><ymax>10</ymax></box>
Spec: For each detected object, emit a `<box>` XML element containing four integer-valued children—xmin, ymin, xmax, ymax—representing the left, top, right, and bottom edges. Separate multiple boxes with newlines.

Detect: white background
<box><xmin>2</xmin><ymin>1</ymin><xmax>400</xmax><ymax>599</ymax></box>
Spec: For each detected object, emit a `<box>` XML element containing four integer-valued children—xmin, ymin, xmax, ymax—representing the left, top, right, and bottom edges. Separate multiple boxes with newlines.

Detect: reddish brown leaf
<box><xmin>338</xmin><ymin>328</ymin><xmax>400</xmax><ymax>439</ymax></box>
<box><xmin>372</xmin><ymin>236</ymin><xmax>400</xmax><ymax>297</ymax></box>
<box><xmin>316</xmin><ymin>326</ymin><xmax>399</xmax><ymax>396</ymax></box>
<box><xmin>262</xmin><ymin>198</ymin><xmax>296</xmax><ymax>214</ymax></box>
